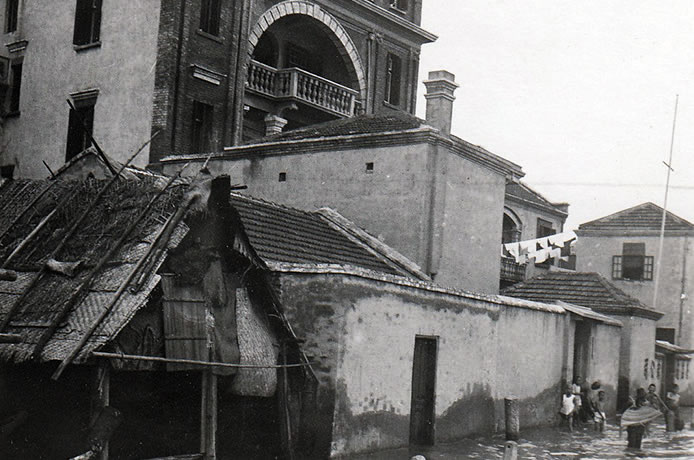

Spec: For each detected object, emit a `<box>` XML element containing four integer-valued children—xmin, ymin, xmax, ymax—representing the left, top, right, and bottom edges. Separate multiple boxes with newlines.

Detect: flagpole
<box><xmin>652</xmin><ymin>95</ymin><xmax>678</xmax><ymax>335</ymax></box>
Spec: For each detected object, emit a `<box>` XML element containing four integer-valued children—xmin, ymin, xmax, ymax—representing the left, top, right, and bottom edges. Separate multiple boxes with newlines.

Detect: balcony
<box><xmin>246</xmin><ymin>59</ymin><xmax>358</xmax><ymax>118</ymax></box>
<box><xmin>500</xmin><ymin>257</ymin><xmax>526</xmax><ymax>283</ymax></box>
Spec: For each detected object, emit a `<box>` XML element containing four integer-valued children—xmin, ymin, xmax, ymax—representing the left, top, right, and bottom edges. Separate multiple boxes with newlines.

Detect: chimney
<box><xmin>423</xmin><ymin>70</ymin><xmax>459</xmax><ymax>136</ymax></box>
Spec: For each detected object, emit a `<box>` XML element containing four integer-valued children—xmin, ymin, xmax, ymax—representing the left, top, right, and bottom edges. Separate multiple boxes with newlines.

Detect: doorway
<box><xmin>409</xmin><ymin>336</ymin><xmax>438</xmax><ymax>445</ymax></box>
<box><xmin>573</xmin><ymin>321</ymin><xmax>591</xmax><ymax>380</ymax></box>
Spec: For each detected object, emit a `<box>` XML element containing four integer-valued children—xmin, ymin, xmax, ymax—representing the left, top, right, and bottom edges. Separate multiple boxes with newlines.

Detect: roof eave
<box><xmin>350</xmin><ymin>0</ymin><xmax>438</xmax><ymax>43</ymax></box>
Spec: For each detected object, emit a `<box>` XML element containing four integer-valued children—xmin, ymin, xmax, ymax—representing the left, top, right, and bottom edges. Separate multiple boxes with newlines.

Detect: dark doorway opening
<box><xmin>573</xmin><ymin>321</ymin><xmax>591</xmax><ymax>381</ymax></box>
<box><xmin>409</xmin><ymin>336</ymin><xmax>438</xmax><ymax>445</ymax></box>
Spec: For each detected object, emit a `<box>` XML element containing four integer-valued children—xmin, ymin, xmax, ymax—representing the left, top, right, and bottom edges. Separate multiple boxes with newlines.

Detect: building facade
<box><xmin>0</xmin><ymin>0</ymin><xmax>435</xmax><ymax>177</ymax></box>
<box><xmin>160</xmin><ymin>71</ymin><xmax>528</xmax><ymax>294</ymax></box>
<box><xmin>576</xmin><ymin>202</ymin><xmax>694</xmax><ymax>402</ymax></box>
<box><xmin>501</xmin><ymin>180</ymin><xmax>570</xmax><ymax>289</ymax></box>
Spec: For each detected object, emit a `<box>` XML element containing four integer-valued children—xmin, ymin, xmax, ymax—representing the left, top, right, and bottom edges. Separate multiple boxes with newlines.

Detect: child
<box><xmin>666</xmin><ymin>384</ymin><xmax>683</xmax><ymax>430</ymax></box>
<box><xmin>593</xmin><ymin>390</ymin><xmax>607</xmax><ymax>432</ymax></box>
<box><xmin>560</xmin><ymin>387</ymin><xmax>576</xmax><ymax>432</ymax></box>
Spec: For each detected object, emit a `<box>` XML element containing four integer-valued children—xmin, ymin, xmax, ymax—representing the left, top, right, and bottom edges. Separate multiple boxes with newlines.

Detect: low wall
<box><xmin>276</xmin><ymin>271</ymin><xmax>613</xmax><ymax>457</ymax></box>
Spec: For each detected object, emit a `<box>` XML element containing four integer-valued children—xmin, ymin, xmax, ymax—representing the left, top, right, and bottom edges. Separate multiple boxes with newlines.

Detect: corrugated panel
<box><xmin>230</xmin><ymin>288</ymin><xmax>278</xmax><ymax>397</ymax></box>
<box><xmin>161</xmin><ymin>276</ymin><xmax>208</xmax><ymax>371</ymax></box>
<box><xmin>0</xmin><ymin>271</ymin><xmax>39</xmax><ymax>294</ymax></box>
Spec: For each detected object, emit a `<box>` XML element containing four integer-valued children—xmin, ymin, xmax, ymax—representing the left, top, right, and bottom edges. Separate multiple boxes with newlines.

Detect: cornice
<box><xmin>349</xmin><ymin>0</ymin><xmax>437</xmax><ymax>43</ymax></box>
<box><xmin>576</xmin><ymin>228</ymin><xmax>694</xmax><ymax>238</ymax></box>
<box><xmin>159</xmin><ymin>128</ymin><xmax>524</xmax><ymax>178</ymax></box>
<box><xmin>505</xmin><ymin>193</ymin><xmax>568</xmax><ymax>219</ymax></box>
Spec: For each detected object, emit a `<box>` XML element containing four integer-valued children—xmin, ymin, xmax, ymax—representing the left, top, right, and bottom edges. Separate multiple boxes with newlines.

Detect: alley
<box><xmin>349</xmin><ymin>410</ymin><xmax>694</xmax><ymax>459</ymax></box>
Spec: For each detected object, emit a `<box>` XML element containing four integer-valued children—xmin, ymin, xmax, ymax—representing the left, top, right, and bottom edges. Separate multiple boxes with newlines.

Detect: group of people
<box><xmin>622</xmin><ymin>383</ymin><xmax>684</xmax><ymax>448</ymax></box>
<box><xmin>559</xmin><ymin>375</ymin><xmax>607</xmax><ymax>433</ymax></box>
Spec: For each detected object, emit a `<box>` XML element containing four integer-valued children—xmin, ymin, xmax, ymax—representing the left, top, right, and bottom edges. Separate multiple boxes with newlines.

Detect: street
<box><xmin>348</xmin><ymin>409</ymin><xmax>694</xmax><ymax>459</ymax></box>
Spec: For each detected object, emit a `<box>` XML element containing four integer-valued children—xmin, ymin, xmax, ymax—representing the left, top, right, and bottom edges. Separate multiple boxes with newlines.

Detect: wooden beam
<box><xmin>0</xmin><ymin>269</ymin><xmax>17</xmax><ymax>281</ymax></box>
<box><xmin>91</xmin><ymin>352</ymin><xmax>314</xmax><ymax>369</ymax></box>
<box><xmin>203</xmin><ymin>370</ymin><xmax>217</xmax><ymax>460</ymax></box>
<box><xmin>0</xmin><ymin>333</ymin><xmax>22</xmax><ymax>343</ymax></box>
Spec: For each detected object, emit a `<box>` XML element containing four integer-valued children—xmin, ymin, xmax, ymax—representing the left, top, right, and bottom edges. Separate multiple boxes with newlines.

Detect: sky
<box><xmin>416</xmin><ymin>0</ymin><xmax>694</xmax><ymax>230</ymax></box>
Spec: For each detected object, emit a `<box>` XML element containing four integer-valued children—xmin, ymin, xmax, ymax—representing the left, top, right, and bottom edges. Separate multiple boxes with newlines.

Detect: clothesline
<box><xmin>502</xmin><ymin>231</ymin><xmax>577</xmax><ymax>264</ymax></box>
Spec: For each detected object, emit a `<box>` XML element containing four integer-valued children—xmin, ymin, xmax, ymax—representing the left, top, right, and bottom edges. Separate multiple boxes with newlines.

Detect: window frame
<box><xmin>65</xmin><ymin>95</ymin><xmax>97</xmax><ymax>162</ymax></box>
<box><xmin>384</xmin><ymin>53</ymin><xmax>402</xmax><ymax>106</ymax></box>
<box><xmin>611</xmin><ymin>254</ymin><xmax>654</xmax><ymax>281</ymax></box>
<box><xmin>5</xmin><ymin>0</ymin><xmax>19</xmax><ymax>34</ymax></box>
<box><xmin>199</xmin><ymin>0</ymin><xmax>221</xmax><ymax>37</ymax></box>
<box><xmin>8</xmin><ymin>61</ymin><xmax>22</xmax><ymax>115</ymax></box>
<box><xmin>73</xmin><ymin>0</ymin><xmax>102</xmax><ymax>48</ymax></box>
<box><xmin>191</xmin><ymin>100</ymin><xmax>214</xmax><ymax>153</ymax></box>
<box><xmin>390</xmin><ymin>0</ymin><xmax>408</xmax><ymax>12</ymax></box>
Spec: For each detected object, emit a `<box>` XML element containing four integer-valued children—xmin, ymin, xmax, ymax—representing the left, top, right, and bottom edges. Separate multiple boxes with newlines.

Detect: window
<box><xmin>656</xmin><ymin>328</ymin><xmax>676</xmax><ymax>344</ymax></box>
<box><xmin>612</xmin><ymin>242</ymin><xmax>654</xmax><ymax>281</ymax></box>
<box><xmin>5</xmin><ymin>0</ymin><xmax>19</xmax><ymax>33</ymax></box>
<box><xmin>384</xmin><ymin>53</ymin><xmax>401</xmax><ymax>106</ymax></box>
<box><xmin>535</xmin><ymin>218</ymin><xmax>555</xmax><ymax>266</ymax></box>
<box><xmin>65</xmin><ymin>96</ymin><xmax>96</xmax><ymax>161</ymax></box>
<box><xmin>200</xmin><ymin>0</ymin><xmax>221</xmax><ymax>36</ymax></box>
<box><xmin>390</xmin><ymin>0</ymin><xmax>408</xmax><ymax>11</ymax></box>
<box><xmin>8</xmin><ymin>62</ymin><xmax>21</xmax><ymax>114</ymax></box>
<box><xmin>365</xmin><ymin>162</ymin><xmax>374</xmax><ymax>173</ymax></box>
<box><xmin>278</xmin><ymin>172</ymin><xmax>286</xmax><ymax>182</ymax></box>
<box><xmin>191</xmin><ymin>100</ymin><xmax>213</xmax><ymax>153</ymax></box>
<box><xmin>73</xmin><ymin>0</ymin><xmax>102</xmax><ymax>47</ymax></box>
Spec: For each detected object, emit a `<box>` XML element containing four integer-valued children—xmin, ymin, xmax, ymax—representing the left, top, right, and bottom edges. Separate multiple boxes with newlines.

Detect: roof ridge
<box><xmin>315</xmin><ymin>207</ymin><xmax>430</xmax><ymax>281</ymax></box>
<box><xmin>229</xmin><ymin>191</ymin><xmax>317</xmax><ymax>219</ymax></box>
<box><xmin>579</xmin><ymin>202</ymin><xmax>694</xmax><ymax>230</ymax></box>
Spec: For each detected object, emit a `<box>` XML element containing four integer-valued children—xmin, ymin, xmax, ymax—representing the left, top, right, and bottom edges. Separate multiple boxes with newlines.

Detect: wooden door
<box><xmin>409</xmin><ymin>336</ymin><xmax>438</xmax><ymax>445</ymax></box>
<box><xmin>573</xmin><ymin>321</ymin><xmax>591</xmax><ymax>380</ymax></box>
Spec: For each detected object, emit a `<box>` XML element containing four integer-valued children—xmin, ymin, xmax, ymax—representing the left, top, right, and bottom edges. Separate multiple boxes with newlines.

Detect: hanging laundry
<box><xmin>549</xmin><ymin>247</ymin><xmax>562</xmax><ymax>260</ymax></box>
<box><xmin>548</xmin><ymin>231</ymin><xmax>577</xmax><ymax>246</ymax></box>
<box><xmin>538</xmin><ymin>237</ymin><xmax>550</xmax><ymax>249</ymax></box>
<box><xmin>504</xmin><ymin>242</ymin><xmax>520</xmax><ymax>258</ymax></box>
<box><xmin>520</xmin><ymin>240</ymin><xmax>536</xmax><ymax>253</ymax></box>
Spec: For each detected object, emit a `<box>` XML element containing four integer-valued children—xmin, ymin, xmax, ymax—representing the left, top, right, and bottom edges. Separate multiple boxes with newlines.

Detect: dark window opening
<box><xmin>285</xmin><ymin>43</ymin><xmax>322</xmax><ymax>75</ymax></box>
<box><xmin>535</xmin><ymin>218</ymin><xmax>555</xmax><ymax>266</ymax></box>
<box><xmin>612</xmin><ymin>242</ymin><xmax>653</xmax><ymax>281</ymax></box>
<box><xmin>8</xmin><ymin>62</ymin><xmax>21</xmax><ymax>114</ymax></box>
<box><xmin>191</xmin><ymin>101</ymin><xmax>213</xmax><ymax>153</ymax></box>
<box><xmin>5</xmin><ymin>0</ymin><xmax>19</xmax><ymax>33</ymax></box>
<box><xmin>278</xmin><ymin>172</ymin><xmax>286</xmax><ymax>182</ymax></box>
<box><xmin>365</xmin><ymin>162</ymin><xmax>374</xmax><ymax>173</ymax></box>
<box><xmin>200</xmin><ymin>0</ymin><xmax>221</xmax><ymax>36</ymax></box>
<box><xmin>73</xmin><ymin>0</ymin><xmax>102</xmax><ymax>46</ymax></box>
<box><xmin>385</xmin><ymin>53</ymin><xmax>402</xmax><ymax>106</ymax></box>
<box><xmin>65</xmin><ymin>97</ymin><xmax>96</xmax><ymax>162</ymax></box>
<box><xmin>390</xmin><ymin>0</ymin><xmax>408</xmax><ymax>11</ymax></box>
<box><xmin>656</xmin><ymin>328</ymin><xmax>676</xmax><ymax>344</ymax></box>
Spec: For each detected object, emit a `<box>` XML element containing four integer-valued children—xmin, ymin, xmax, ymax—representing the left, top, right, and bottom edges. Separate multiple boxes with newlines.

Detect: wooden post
<box><xmin>92</xmin><ymin>362</ymin><xmax>110</xmax><ymax>460</ymax></box>
<box><xmin>504</xmin><ymin>397</ymin><xmax>520</xmax><ymax>441</ymax></box>
<box><xmin>503</xmin><ymin>440</ymin><xmax>518</xmax><ymax>460</ymax></box>
<box><xmin>201</xmin><ymin>370</ymin><xmax>217</xmax><ymax>460</ymax></box>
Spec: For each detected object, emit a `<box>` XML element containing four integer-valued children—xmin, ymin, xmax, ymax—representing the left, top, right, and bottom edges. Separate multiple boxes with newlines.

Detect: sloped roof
<box><xmin>501</xmin><ymin>271</ymin><xmax>663</xmax><ymax>320</ymax></box>
<box><xmin>254</xmin><ymin>112</ymin><xmax>425</xmax><ymax>142</ymax></box>
<box><xmin>505</xmin><ymin>181</ymin><xmax>568</xmax><ymax>217</ymax></box>
<box><xmin>579</xmin><ymin>202</ymin><xmax>694</xmax><ymax>232</ymax></box>
<box><xmin>229</xmin><ymin>193</ymin><xmax>426</xmax><ymax>279</ymax></box>
<box><xmin>0</xmin><ymin>177</ymin><xmax>188</xmax><ymax>364</ymax></box>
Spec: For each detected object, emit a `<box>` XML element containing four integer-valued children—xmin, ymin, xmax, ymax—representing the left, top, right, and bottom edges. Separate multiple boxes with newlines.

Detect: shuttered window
<box><xmin>385</xmin><ymin>53</ymin><xmax>402</xmax><ymax>106</ymax></box>
<box><xmin>66</xmin><ymin>98</ymin><xmax>96</xmax><ymax>161</ymax></box>
<box><xmin>5</xmin><ymin>0</ymin><xmax>19</xmax><ymax>33</ymax></box>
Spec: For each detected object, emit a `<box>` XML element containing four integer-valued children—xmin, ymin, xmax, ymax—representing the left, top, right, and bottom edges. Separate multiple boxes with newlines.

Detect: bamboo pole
<box><xmin>0</xmin><ymin>180</ymin><xmax>60</xmax><ymax>243</ymax></box>
<box><xmin>653</xmin><ymin>95</ymin><xmax>678</xmax><ymax>318</ymax></box>
<box><xmin>91</xmin><ymin>352</ymin><xmax>315</xmax><ymax>369</ymax></box>
<box><xmin>2</xmin><ymin>188</ymin><xmax>80</xmax><ymax>269</ymax></box>
<box><xmin>0</xmin><ymin>138</ymin><xmax>151</xmax><ymax>332</ymax></box>
<box><xmin>50</xmin><ymin>164</ymin><xmax>190</xmax><ymax>378</ymax></box>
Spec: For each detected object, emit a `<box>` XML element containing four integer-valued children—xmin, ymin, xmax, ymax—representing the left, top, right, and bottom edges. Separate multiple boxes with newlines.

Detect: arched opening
<box><xmin>502</xmin><ymin>211</ymin><xmax>522</xmax><ymax>244</ymax></box>
<box><xmin>243</xmin><ymin>2</ymin><xmax>366</xmax><ymax>141</ymax></box>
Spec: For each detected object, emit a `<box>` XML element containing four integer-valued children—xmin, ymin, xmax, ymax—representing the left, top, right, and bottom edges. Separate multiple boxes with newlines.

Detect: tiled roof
<box><xmin>505</xmin><ymin>181</ymin><xmax>567</xmax><ymax>216</ymax></box>
<box><xmin>249</xmin><ymin>112</ymin><xmax>425</xmax><ymax>143</ymax></box>
<box><xmin>229</xmin><ymin>193</ymin><xmax>417</xmax><ymax>278</ymax></box>
<box><xmin>579</xmin><ymin>202</ymin><xmax>694</xmax><ymax>232</ymax></box>
<box><xmin>501</xmin><ymin>271</ymin><xmax>662</xmax><ymax>319</ymax></box>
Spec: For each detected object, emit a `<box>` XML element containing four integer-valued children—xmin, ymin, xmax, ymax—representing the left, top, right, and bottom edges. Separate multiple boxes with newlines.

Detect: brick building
<box><xmin>0</xmin><ymin>0</ymin><xmax>435</xmax><ymax>177</ymax></box>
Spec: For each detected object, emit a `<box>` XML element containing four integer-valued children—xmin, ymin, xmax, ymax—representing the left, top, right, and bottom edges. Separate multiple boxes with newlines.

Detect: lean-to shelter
<box><xmin>0</xmin><ymin>154</ymin><xmax>311</xmax><ymax>459</ymax></box>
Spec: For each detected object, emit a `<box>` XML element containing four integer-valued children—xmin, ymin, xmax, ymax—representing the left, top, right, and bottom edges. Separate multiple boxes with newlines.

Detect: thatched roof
<box><xmin>0</xmin><ymin>176</ymin><xmax>188</xmax><ymax>364</ymax></box>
